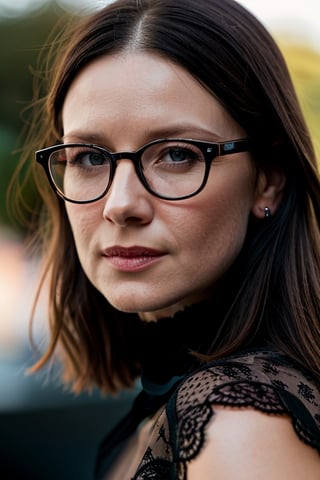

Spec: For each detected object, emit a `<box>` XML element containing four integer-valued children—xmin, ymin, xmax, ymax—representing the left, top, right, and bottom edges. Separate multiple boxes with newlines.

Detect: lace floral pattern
<box><xmin>132</xmin><ymin>350</ymin><xmax>320</xmax><ymax>480</ymax></box>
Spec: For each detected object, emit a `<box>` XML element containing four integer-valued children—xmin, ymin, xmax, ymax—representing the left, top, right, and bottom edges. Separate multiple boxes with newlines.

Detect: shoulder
<box><xmin>187</xmin><ymin>405</ymin><xmax>320</xmax><ymax>479</ymax></box>
<box><xmin>169</xmin><ymin>349</ymin><xmax>320</xmax><ymax>464</ymax></box>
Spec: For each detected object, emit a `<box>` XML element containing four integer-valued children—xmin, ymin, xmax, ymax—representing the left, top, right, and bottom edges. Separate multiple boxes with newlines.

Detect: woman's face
<box><xmin>62</xmin><ymin>52</ymin><xmax>262</xmax><ymax>321</ymax></box>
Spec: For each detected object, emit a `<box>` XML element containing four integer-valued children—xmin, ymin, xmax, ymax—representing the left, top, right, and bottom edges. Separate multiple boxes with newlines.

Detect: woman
<box><xmin>16</xmin><ymin>0</ymin><xmax>320</xmax><ymax>478</ymax></box>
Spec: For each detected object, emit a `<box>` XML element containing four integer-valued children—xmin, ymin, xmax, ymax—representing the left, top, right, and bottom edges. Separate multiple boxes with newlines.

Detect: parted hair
<box><xmin>17</xmin><ymin>0</ymin><xmax>320</xmax><ymax>392</ymax></box>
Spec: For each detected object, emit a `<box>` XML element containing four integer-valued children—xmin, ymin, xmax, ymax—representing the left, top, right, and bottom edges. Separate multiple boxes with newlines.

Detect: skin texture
<box><xmin>63</xmin><ymin>52</ymin><xmax>284</xmax><ymax>321</ymax></box>
<box><xmin>188</xmin><ymin>406</ymin><xmax>320</xmax><ymax>479</ymax></box>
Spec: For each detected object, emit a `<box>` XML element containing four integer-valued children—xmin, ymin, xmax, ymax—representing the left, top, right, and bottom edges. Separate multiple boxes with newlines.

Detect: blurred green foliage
<box><xmin>0</xmin><ymin>5</ymin><xmax>319</xmax><ymax>233</ymax></box>
<box><xmin>0</xmin><ymin>3</ymin><xmax>74</xmax><ymax>231</ymax></box>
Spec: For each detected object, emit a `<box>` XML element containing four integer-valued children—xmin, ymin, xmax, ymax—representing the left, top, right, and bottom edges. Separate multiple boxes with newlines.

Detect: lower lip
<box><xmin>104</xmin><ymin>254</ymin><xmax>164</xmax><ymax>272</ymax></box>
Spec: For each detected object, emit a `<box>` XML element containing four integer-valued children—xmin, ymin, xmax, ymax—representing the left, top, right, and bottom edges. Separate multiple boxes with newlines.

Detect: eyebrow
<box><xmin>62</xmin><ymin>125</ymin><xmax>224</xmax><ymax>146</ymax></box>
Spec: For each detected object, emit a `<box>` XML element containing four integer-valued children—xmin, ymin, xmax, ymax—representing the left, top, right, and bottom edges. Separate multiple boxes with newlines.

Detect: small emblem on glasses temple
<box><xmin>223</xmin><ymin>142</ymin><xmax>235</xmax><ymax>151</ymax></box>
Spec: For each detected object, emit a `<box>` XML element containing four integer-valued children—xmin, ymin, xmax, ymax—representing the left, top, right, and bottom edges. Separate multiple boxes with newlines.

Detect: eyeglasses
<box><xmin>35</xmin><ymin>137</ymin><xmax>251</xmax><ymax>203</ymax></box>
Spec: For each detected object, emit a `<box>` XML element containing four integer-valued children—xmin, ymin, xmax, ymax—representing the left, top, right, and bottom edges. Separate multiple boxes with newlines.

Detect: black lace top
<box><xmin>95</xmin><ymin>304</ymin><xmax>320</xmax><ymax>480</ymax></box>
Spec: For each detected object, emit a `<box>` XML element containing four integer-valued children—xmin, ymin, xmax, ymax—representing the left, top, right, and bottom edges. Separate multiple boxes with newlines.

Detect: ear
<box><xmin>251</xmin><ymin>167</ymin><xmax>286</xmax><ymax>219</ymax></box>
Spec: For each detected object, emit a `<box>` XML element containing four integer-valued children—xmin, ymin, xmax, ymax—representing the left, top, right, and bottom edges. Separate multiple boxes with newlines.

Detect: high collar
<box><xmin>137</xmin><ymin>299</ymin><xmax>219</xmax><ymax>394</ymax></box>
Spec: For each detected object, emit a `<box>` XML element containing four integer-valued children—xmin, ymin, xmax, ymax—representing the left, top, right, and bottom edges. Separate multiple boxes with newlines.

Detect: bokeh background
<box><xmin>0</xmin><ymin>0</ymin><xmax>319</xmax><ymax>479</ymax></box>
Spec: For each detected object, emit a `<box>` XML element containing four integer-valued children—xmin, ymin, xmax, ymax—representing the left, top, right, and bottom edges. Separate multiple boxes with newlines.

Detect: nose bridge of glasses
<box><xmin>111</xmin><ymin>150</ymin><xmax>140</xmax><ymax>164</ymax></box>
<box><xmin>109</xmin><ymin>150</ymin><xmax>144</xmax><ymax>191</ymax></box>
<box><xmin>110</xmin><ymin>150</ymin><xmax>143</xmax><ymax>183</ymax></box>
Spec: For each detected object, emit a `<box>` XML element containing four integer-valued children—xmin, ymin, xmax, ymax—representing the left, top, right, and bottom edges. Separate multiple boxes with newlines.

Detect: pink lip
<box><xmin>103</xmin><ymin>246</ymin><xmax>165</xmax><ymax>272</ymax></box>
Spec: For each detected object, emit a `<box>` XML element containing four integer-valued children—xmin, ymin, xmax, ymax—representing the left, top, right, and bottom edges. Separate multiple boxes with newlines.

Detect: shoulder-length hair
<box><xmin>17</xmin><ymin>0</ymin><xmax>320</xmax><ymax>392</ymax></box>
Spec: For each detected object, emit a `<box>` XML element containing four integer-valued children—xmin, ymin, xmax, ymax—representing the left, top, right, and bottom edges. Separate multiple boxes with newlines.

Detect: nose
<box><xmin>102</xmin><ymin>159</ymin><xmax>154</xmax><ymax>226</ymax></box>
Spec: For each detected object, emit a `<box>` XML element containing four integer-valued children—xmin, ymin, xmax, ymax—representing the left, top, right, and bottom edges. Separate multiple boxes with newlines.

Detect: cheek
<box><xmin>196</xmin><ymin>199</ymin><xmax>249</xmax><ymax>265</ymax></box>
<box><xmin>65</xmin><ymin>204</ymin><xmax>100</xmax><ymax>251</ymax></box>
<box><xmin>187</xmin><ymin>166</ymin><xmax>255</xmax><ymax>270</ymax></box>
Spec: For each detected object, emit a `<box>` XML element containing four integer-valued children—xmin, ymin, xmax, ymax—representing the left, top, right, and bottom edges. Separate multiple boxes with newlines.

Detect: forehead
<box><xmin>62</xmin><ymin>52</ymin><xmax>246</xmax><ymax>145</ymax></box>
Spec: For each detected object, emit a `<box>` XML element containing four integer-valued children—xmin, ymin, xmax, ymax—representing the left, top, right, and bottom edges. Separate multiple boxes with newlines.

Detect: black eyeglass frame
<box><xmin>35</xmin><ymin>137</ymin><xmax>252</xmax><ymax>203</ymax></box>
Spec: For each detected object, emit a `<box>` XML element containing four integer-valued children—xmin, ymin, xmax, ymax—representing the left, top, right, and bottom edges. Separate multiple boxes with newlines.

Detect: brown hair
<box><xmin>15</xmin><ymin>0</ymin><xmax>320</xmax><ymax>393</ymax></box>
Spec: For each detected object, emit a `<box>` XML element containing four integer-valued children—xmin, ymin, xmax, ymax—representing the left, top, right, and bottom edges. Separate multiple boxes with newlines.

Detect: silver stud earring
<box><xmin>264</xmin><ymin>207</ymin><xmax>271</xmax><ymax>219</ymax></box>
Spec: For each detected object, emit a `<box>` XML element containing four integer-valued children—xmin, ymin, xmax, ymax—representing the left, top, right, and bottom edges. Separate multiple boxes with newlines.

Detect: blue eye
<box><xmin>71</xmin><ymin>151</ymin><xmax>107</xmax><ymax>167</ymax></box>
<box><xmin>83</xmin><ymin>152</ymin><xmax>106</xmax><ymax>166</ymax></box>
<box><xmin>170</xmin><ymin>148</ymin><xmax>188</xmax><ymax>162</ymax></box>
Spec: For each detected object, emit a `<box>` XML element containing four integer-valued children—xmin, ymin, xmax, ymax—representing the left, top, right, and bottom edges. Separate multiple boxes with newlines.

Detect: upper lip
<box><xmin>103</xmin><ymin>246</ymin><xmax>165</xmax><ymax>257</ymax></box>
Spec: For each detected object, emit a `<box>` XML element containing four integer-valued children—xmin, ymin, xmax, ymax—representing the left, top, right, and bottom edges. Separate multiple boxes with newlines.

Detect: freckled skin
<box><xmin>63</xmin><ymin>52</ymin><xmax>261</xmax><ymax>321</ymax></box>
